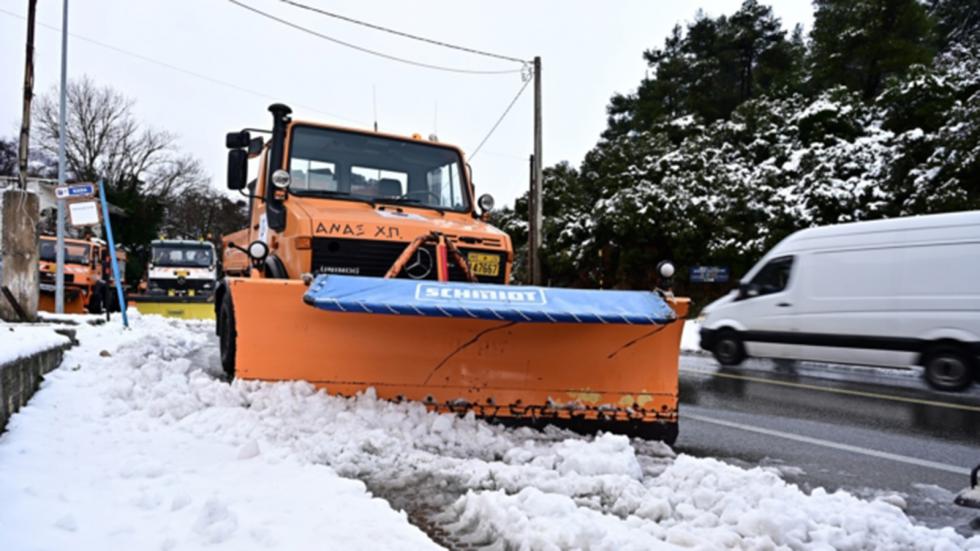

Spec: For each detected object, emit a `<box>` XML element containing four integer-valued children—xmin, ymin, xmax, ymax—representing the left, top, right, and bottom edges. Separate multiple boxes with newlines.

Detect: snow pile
<box><xmin>0</xmin><ymin>322</ymin><xmax>70</xmax><ymax>364</ymax></box>
<box><xmin>2</xmin><ymin>315</ymin><xmax>979</xmax><ymax>550</ymax></box>
<box><xmin>681</xmin><ymin>319</ymin><xmax>701</xmax><ymax>352</ymax></box>
<box><xmin>442</xmin><ymin>455</ymin><xmax>980</xmax><ymax>551</ymax></box>
<box><xmin>0</xmin><ymin>314</ymin><xmax>438</xmax><ymax>551</ymax></box>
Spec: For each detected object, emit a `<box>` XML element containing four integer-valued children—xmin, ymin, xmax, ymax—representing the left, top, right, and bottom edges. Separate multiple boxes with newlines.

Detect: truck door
<box><xmin>737</xmin><ymin>255</ymin><xmax>798</xmax><ymax>359</ymax></box>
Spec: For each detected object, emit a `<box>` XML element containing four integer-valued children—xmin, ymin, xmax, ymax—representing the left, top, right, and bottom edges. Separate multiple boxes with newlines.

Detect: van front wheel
<box><xmin>923</xmin><ymin>345</ymin><xmax>974</xmax><ymax>392</ymax></box>
<box><xmin>712</xmin><ymin>331</ymin><xmax>746</xmax><ymax>366</ymax></box>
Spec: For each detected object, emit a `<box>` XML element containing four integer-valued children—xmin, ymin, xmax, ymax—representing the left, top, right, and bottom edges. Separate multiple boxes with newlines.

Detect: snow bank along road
<box><xmin>1</xmin><ymin>314</ymin><xmax>979</xmax><ymax>550</ymax></box>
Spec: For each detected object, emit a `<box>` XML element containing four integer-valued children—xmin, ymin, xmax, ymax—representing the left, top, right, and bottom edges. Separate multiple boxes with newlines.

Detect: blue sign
<box><xmin>55</xmin><ymin>183</ymin><xmax>95</xmax><ymax>199</ymax></box>
<box><xmin>690</xmin><ymin>266</ymin><xmax>730</xmax><ymax>283</ymax></box>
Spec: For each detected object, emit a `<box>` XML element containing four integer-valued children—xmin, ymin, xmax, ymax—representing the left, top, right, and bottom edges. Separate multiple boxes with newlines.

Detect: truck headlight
<box><xmin>271</xmin><ymin>169</ymin><xmax>291</xmax><ymax>189</ymax></box>
<box><xmin>248</xmin><ymin>240</ymin><xmax>269</xmax><ymax>261</ymax></box>
<box><xmin>478</xmin><ymin>193</ymin><xmax>495</xmax><ymax>212</ymax></box>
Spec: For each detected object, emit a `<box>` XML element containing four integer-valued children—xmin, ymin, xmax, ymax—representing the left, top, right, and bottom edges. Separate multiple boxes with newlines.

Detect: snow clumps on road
<box><xmin>1</xmin><ymin>313</ymin><xmax>978</xmax><ymax>550</ymax></box>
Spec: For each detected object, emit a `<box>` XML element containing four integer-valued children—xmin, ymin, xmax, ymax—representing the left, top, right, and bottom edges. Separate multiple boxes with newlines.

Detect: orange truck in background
<box><xmin>38</xmin><ymin>236</ymin><xmax>126</xmax><ymax>314</ymax></box>
<box><xmin>217</xmin><ymin>104</ymin><xmax>687</xmax><ymax>442</ymax></box>
<box><xmin>220</xmin><ymin>229</ymin><xmax>250</xmax><ymax>277</ymax></box>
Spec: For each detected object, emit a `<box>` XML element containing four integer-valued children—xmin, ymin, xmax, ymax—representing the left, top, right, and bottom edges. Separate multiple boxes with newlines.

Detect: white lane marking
<box><xmin>680</xmin><ymin>367</ymin><xmax>980</xmax><ymax>413</ymax></box>
<box><xmin>685</xmin><ymin>412</ymin><xmax>971</xmax><ymax>476</ymax></box>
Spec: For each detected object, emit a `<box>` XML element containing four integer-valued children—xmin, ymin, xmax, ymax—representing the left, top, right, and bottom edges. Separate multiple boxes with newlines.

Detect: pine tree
<box><xmin>810</xmin><ymin>0</ymin><xmax>935</xmax><ymax>100</ymax></box>
<box><xmin>928</xmin><ymin>0</ymin><xmax>980</xmax><ymax>50</ymax></box>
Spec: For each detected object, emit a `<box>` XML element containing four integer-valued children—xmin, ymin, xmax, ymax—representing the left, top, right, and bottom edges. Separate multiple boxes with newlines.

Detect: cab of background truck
<box><xmin>222</xmin><ymin>103</ymin><xmax>512</xmax><ymax>284</ymax></box>
<box><xmin>38</xmin><ymin>236</ymin><xmax>101</xmax><ymax>288</ymax></box>
<box><xmin>144</xmin><ymin>240</ymin><xmax>217</xmax><ymax>297</ymax></box>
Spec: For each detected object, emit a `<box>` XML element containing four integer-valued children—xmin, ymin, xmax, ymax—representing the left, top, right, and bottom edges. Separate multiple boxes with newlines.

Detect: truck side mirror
<box><xmin>226</xmin><ymin>130</ymin><xmax>250</xmax><ymax>149</ymax></box>
<box><xmin>248</xmin><ymin>137</ymin><xmax>264</xmax><ymax>158</ymax></box>
<box><xmin>227</xmin><ymin>149</ymin><xmax>248</xmax><ymax>190</ymax></box>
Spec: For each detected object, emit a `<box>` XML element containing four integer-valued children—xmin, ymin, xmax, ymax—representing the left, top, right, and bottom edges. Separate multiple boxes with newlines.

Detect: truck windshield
<box><xmin>152</xmin><ymin>245</ymin><xmax>214</xmax><ymax>268</ymax></box>
<box><xmin>39</xmin><ymin>240</ymin><xmax>91</xmax><ymax>265</ymax></box>
<box><xmin>288</xmin><ymin>125</ymin><xmax>470</xmax><ymax>212</ymax></box>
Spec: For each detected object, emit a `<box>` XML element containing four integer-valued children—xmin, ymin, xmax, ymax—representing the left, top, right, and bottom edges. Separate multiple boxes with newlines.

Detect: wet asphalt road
<box><xmin>676</xmin><ymin>353</ymin><xmax>980</xmax><ymax>534</ymax></box>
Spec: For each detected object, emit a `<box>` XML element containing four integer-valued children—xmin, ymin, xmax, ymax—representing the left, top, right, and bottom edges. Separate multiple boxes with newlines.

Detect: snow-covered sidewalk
<box><xmin>1</xmin><ymin>314</ymin><xmax>978</xmax><ymax>550</ymax></box>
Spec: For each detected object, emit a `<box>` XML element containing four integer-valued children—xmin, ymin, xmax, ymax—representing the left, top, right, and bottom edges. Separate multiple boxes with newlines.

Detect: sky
<box><xmin>0</xmin><ymin>0</ymin><xmax>814</xmax><ymax>208</ymax></box>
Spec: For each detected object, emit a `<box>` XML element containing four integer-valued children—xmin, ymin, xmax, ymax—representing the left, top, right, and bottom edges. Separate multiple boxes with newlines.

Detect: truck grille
<box><xmin>147</xmin><ymin>278</ymin><xmax>215</xmax><ymax>295</ymax></box>
<box><xmin>311</xmin><ymin>238</ymin><xmax>506</xmax><ymax>284</ymax></box>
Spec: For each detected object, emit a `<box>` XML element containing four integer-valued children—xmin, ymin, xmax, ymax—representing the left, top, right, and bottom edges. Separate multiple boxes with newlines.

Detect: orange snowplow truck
<box><xmin>218</xmin><ymin>104</ymin><xmax>688</xmax><ymax>442</ymax></box>
<box><xmin>38</xmin><ymin>236</ymin><xmax>126</xmax><ymax>314</ymax></box>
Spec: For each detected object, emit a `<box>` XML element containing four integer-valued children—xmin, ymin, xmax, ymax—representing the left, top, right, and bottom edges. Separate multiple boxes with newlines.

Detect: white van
<box><xmin>699</xmin><ymin>211</ymin><xmax>980</xmax><ymax>391</ymax></box>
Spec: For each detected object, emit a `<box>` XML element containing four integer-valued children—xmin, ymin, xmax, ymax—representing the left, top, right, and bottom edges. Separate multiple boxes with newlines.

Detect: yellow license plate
<box><xmin>467</xmin><ymin>252</ymin><xmax>500</xmax><ymax>277</ymax></box>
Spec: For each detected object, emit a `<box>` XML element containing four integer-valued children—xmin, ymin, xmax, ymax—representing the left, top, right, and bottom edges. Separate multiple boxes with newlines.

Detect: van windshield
<box><xmin>287</xmin><ymin>125</ymin><xmax>470</xmax><ymax>213</ymax></box>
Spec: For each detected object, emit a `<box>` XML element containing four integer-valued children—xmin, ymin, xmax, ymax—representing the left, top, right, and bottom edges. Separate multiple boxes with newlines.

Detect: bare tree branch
<box><xmin>31</xmin><ymin>76</ymin><xmax>202</xmax><ymax>199</ymax></box>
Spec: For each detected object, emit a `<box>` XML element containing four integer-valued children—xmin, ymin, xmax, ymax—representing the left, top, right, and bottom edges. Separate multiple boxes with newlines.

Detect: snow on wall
<box><xmin>0</xmin><ymin>314</ymin><xmax>977</xmax><ymax>550</ymax></box>
<box><xmin>0</xmin><ymin>323</ymin><xmax>70</xmax><ymax>365</ymax></box>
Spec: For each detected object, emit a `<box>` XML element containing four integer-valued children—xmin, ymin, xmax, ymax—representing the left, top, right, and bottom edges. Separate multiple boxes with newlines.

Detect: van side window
<box><xmin>750</xmin><ymin>256</ymin><xmax>794</xmax><ymax>295</ymax></box>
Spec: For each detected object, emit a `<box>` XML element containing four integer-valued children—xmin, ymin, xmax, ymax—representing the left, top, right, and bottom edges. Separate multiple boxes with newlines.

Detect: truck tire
<box><xmin>712</xmin><ymin>330</ymin><xmax>746</xmax><ymax>366</ymax></box>
<box><xmin>218</xmin><ymin>291</ymin><xmax>237</xmax><ymax>380</ymax></box>
<box><xmin>923</xmin><ymin>344</ymin><xmax>974</xmax><ymax>392</ymax></box>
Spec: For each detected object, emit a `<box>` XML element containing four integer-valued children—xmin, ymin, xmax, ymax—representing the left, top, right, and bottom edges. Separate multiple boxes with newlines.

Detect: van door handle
<box><xmin>777</xmin><ymin>302</ymin><xmax>792</xmax><ymax>307</ymax></box>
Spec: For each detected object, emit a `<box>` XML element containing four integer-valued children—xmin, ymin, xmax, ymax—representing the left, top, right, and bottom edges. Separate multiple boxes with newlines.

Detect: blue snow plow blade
<box><xmin>302</xmin><ymin>275</ymin><xmax>676</xmax><ymax>325</ymax></box>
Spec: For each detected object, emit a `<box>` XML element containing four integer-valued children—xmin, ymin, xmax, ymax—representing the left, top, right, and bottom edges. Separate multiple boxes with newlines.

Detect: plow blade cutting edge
<box><xmin>130</xmin><ymin>297</ymin><xmax>216</xmax><ymax>320</ymax></box>
<box><xmin>227</xmin><ymin>275</ymin><xmax>688</xmax><ymax>441</ymax></box>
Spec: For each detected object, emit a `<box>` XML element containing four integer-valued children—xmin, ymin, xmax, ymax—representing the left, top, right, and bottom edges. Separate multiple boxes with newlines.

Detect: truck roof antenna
<box><xmin>372</xmin><ymin>85</ymin><xmax>379</xmax><ymax>132</ymax></box>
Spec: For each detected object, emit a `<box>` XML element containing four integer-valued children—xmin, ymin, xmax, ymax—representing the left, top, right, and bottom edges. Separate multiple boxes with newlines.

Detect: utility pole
<box><xmin>55</xmin><ymin>0</ymin><xmax>69</xmax><ymax>313</ymax></box>
<box><xmin>530</xmin><ymin>56</ymin><xmax>543</xmax><ymax>285</ymax></box>
<box><xmin>17</xmin><ymin>0</ymin><xmax>38</xmax><ymax>190</ymax></box>
<box><xmin>527</xmin><ymin>153</ymin><xmax>535</xmax><ymax>280</ymax></box>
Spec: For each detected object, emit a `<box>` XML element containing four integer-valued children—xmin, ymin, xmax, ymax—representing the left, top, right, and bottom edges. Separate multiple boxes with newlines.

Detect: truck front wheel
<box><xmin>218</xmin><ymin>291</ymin><xmax>237</xmax><ymax>380</ymax></box>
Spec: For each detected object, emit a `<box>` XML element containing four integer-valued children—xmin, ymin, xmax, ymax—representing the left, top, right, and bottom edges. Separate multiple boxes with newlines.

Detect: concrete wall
<box><xmin>0</xmin><ymin>189</ymin><xmax>40</xmax><ymax>321</ymax></box>
<box><xmin>0</xmin><ymin>340</ymin><xmax>69</xmax><ymax>433</ymax></box>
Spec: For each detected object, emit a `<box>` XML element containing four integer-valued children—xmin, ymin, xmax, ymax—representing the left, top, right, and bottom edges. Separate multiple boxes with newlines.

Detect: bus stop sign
<box><xmin>55</xmin><ymin>183</ymin><xmax>96</xmax><ymax>199</ymax></box>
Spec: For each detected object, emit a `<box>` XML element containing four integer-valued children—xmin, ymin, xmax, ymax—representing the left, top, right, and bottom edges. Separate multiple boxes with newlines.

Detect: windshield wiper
<box><xmin>375</xmin><ymin>197</ymin><xmax>445</xmax><ymax>215</ymax></box>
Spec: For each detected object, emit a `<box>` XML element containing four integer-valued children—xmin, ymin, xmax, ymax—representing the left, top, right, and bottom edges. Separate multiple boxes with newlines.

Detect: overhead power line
<box><xmin>0</xmin><ymin>6</ymin><xmax>366</xmax><ymax>125</ymax></box>
<box><xmin>276</xmin><ymin>0</ymin><xmax>528</xmax><ymax>64</ymax></box>
<box><xmin>227</xmin><ymin>0</ymin><xmax>524</xmax><ymax>75</ymax></box>
<box><xmin>469</xmin><ymin>76</ymin><xmax>532</xmax><ymax>160</ymax></box>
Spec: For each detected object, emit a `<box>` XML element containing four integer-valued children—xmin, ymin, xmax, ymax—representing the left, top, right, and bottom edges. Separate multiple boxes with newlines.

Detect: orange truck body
<box><xmin>218</xmin><ymin>104</ymin><xmax>686</xmax><ymax>440</ymax></box>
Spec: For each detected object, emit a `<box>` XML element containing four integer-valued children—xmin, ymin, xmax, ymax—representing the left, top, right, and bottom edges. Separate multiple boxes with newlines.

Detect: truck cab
<box><xmin>144</xmin><ymin>239</ymin><xmax>218</xmax><ymax>299</ymax></box>
<box><xmin>219</xmin><ymin>104</ymin><xmax>512</xmax><ymax>297</ymax></box>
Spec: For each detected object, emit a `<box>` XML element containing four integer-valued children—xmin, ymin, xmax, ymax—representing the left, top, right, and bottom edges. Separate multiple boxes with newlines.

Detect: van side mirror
<box><xmin>737</xmin><ymin>282</ymin><xmax>760</xmax><ymax>300</ymax></box>
<box><xmin>227</xmin><ymin>149</ymin><xmax>248</xmax><ymax>190</ymax></box>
